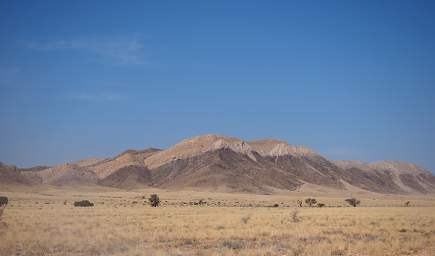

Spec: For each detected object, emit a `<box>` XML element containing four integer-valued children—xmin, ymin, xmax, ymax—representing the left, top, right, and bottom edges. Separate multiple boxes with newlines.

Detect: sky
<box><xmin>1</xmin><ymin>0</ymin><xmax>435</xmax><ymax>172</ymax></box>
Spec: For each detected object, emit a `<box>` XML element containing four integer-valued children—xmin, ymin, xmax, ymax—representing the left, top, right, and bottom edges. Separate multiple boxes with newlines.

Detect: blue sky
<box><xmin>1</xmin><ymin>0</ymin><xmax>435</xmax><ymax>172</ymax></box>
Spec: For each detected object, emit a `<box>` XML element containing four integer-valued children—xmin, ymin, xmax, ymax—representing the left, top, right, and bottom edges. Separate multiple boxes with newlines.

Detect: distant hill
<box><xmin>2</xmin><ymin>134</ymin><xmax>435</xmax><ymax>195</ymax></box>
<box><xmin>335</xmin><ymin>160</ymin><xmax>435</xmax><ymax>194</ymax></box>
<box><xmin>0</xmin><ymin>161</ymin><xmax>44</xmax><ymax>185</ymax></box>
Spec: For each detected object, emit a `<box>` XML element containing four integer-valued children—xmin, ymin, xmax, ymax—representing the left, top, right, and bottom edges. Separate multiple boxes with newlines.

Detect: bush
<box><xmin>272</xmin><ymin>203</ymin><xmax>279</xmax><ymax>207</ymax></box>
<box><xmin>317</xmin><ymin>203</ymin><xmax>325</xmax><ymax>208</ymax></box>
<box><xmin>149</xmin><ymin>194</ymin><xmax>160</xmax><ymax>207</ymax></box>
<box><xmin>0</xmin><ymin>196</ymin><xmax>8</xmax><ymax>207</ymax></box>
<box><xmin>74</xmin><ymin>200</ymin><xmax>94</xmax><ymax>207</ymax></box>
<box><xmin>404</xmin><ymin>201</ymin><xmax>410</xmax><ymax>207</ymax></box>
<box><xmin>305</xmin><ymin>198</ymin><xmax>317</xmax><ymax>207</ymax></box>
<box><xmin>345</xmin><ymin>198</ymin><xmax>360</xmax><ymax>207</ymax></box>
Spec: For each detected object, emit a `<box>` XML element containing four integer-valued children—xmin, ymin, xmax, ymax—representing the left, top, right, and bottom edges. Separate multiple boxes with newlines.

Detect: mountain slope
<box><xmin>36</xmin><ymin>158</ymin><xmax>100</xmax><ymax>185</ymax></box>
<box><xmin>88</xmin><ymin>148</ymin><xmax>160</xmax><ymax>179</ymax></box>
<box><xmin>144</xmin><ymin>135</ymin><xmax>256</xmax><ymax>169</ymax></box>
<box><xmin>15</xmin><ymin>149</ymin><xmax>160</xmax><ymax>187</ymax></box>
<box><xmin>249</xmin><ymin>140</ymin><xmax>344</xmax><ymax>189</ymax></box>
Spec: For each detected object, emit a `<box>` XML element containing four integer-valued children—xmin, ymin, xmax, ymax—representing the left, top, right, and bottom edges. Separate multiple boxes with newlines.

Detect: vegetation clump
<box><xmin>149</xmin><ymin>194</ymin><xmax>160</xmax><ymax>207</ymax></box>
<box><xmin>305</xmin><ymin>198</ymin><xmax>317</xmax><ymax>207</ymax></box>
<box><xmin>345</xmin><ymin>198</ymin><xmax>360</xmax><ymax>207</ymax></box>
<box><xmin>222</xmin><ymin>240</ymin><xmax>244</xmax><ymax>250</ymax></box>
<box><xmin>0</xmin><ymin>196</ymin><xmax>8</xmax><ymax>219</ymax></box>
<box><xmin>193</xmin><ymin>199</ymin><xmax>206</xmax><ymax>206</ymax></box>
<box><xmin>317</xmin><ymin>203</ymin><xmax>325</xmax><ymax>208</ymax></box>
<box><xmin>73</xmin><ymin>200</ymin><xmax>94</xmax><ymax>207</ymax></box>
<box><xmin>0</xmin><ymin>196</ymin><xmax>8</xmax><ymax>207</ymax></box>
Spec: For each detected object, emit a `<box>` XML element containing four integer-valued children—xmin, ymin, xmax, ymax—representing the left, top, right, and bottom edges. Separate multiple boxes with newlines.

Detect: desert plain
<box><xmin>1</xmin><ymin>184</ymin><xmax>434</xmax><ymax>256</ymax></box>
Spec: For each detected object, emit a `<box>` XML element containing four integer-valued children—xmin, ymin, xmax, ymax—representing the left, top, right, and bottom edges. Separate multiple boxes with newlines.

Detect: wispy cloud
<box><xmin>26</xmin><ymin>37</ymin><xmax>146</xmax><ymax>65</ymax></box>
<box><xmin>68</xmin><ymin>92</ymin><xmax>124</xmax><ymax>102</ymax></box>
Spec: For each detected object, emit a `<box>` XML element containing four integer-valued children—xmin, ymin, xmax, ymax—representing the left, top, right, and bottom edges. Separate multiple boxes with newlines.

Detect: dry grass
<box><xmin>0</xmin><ymin>186</ymin><xmax>434</xmax><ymax>256</ymax></box>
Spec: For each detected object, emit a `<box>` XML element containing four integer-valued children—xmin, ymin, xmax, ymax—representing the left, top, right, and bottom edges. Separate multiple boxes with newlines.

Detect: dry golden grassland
<box><xmin>0</xmin><ymin>186</ymin><xmax>435</xmax><ymax>256</ymax></box>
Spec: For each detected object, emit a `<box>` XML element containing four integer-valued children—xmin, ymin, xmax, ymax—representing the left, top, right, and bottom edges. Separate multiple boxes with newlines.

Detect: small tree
<box><xmin>149</xmin><ymin>194</ymin><xmax>160</xmax><ymax>207</ymax></box>
<box><xmin>404</xmin><ymin>201</ymin><xmax>410</xmax><ymax>207</ymax></box>
<box><xmin>345</xmin><ymin>198</ymin><xmax>360</xmax><ymax>207</ymax></box>
<box><xmin>305</xmin><ymin>198</ymin><xmax>317</xmax><ymax>207</ymax></box>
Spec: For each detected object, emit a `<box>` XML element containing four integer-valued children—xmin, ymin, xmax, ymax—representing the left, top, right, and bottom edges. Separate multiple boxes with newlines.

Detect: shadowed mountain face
<box><xmin>150</xmin><ymin>148</ymin><xmax>302</xmax><ymax>193</ymax></box>
<box><xmin>98</xmin><ymin>165</ymin><xmax>152</xmax><ymax>188</ymax></box>
<box><xmin>261</xmin><ymin>154</ymin><xmax>344</xmax><ymax>189</ymax></box>
<box><xmin>2</xmin><ymin>135</ymin><xmax>435</xmax><ymax>195</ymax></box>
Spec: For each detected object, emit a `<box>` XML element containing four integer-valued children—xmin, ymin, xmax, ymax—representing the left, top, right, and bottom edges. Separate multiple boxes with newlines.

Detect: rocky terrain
<box><xmin>1</xmin><ymin>134</ymin><xmax>435</xmax><ymax>194</ymax></box>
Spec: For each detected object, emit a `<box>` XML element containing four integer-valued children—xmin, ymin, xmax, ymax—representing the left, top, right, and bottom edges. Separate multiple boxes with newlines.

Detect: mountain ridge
<box><xmin>1</xmin><ymin>134</ymin><xmax>434</xmax><ymax>195</ymax></box>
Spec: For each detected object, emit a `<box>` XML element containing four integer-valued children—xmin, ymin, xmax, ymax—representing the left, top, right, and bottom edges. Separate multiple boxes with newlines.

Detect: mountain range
<box><xmin>1</xmin><ymin>134</ymin><xmax>435</xmax><ymax>195</ymax></box>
